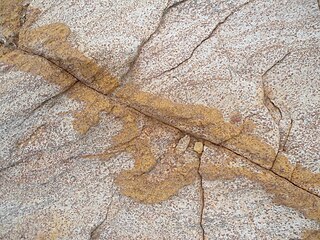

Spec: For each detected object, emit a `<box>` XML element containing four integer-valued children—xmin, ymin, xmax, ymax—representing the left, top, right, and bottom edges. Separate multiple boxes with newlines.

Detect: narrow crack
<box><xmin>272</xmin><ymin>118</ymin><xmax>293</xmax><ymax>170</ymax></box>
<box><xmin>12</xmin><ymin>79</ymin><xmax>78</xmax><ymax>131</ymax></box>
<box><xmin>262</xmin><ymin>52</ymin><xmax>291</xmax><ymax>79</ymax></box>
<box><xmin>204</xmin><ymin>140</ymin><xmax>320</xmax><ymax>199</ymax></box>
<box><xmin>0</xmin><ymin>159</ymin><xmax>25</xmax><ymax>173</ymax></box>
<box><xmin>282</xmin><ymin>118</ymin><xmax>293</xmax><ymax>152</ymax></box>
<box><xmin>151</xmin><ymin>0</ymin><xmax>255</xmax><ymax>80</ymax></box>
<box><xmin>1</xmin><ymin>18</ymin><xmax>318</xmax><ymax>199</ymax></box>
<box><xmin>3</xmin><ymin>46</ymin><xmax>319</xmax><ymax>199</ymax></box>
<box><xmin>109</xmin><ymin>98</ymin><xmax>320</xmax><ymax>199</ymax></box>
<box><xmin>90</xmin><ymin>185</ymin><xmax>116</xmax><ymax>240</ymax></box>
<box><xmin>0</xmin><ymin>136</ymin><xmax>85</xmax><ymax>173</ymax></box>
<box><xmin>196</xmin><ymin>148</ymin><xmax>205</xmax><ymax>240</ymax></box>
<box><xmin>27</xmin><ymin>80</ymin><xmax>78</xmax><ymax>114</ymax></box>
<box><xmin>263</xmin><ymin>92</ymin><xmax>283</xmax><ymax>121</ymax></box>
<box><xmin>261</xmin><ymin>53</ymin><xmax>292</xmax><ymax>171</ymax></box>
<box><xmin>123</xmin><ymin>0</ymin><xmax>190</xmax><ymax>79</ymax></box>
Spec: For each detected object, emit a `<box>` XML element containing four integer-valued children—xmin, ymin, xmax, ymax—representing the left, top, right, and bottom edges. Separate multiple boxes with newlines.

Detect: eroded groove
<box><xmin>263</xmin><ymin>92</ymin><xmax>283</xmax><ymax>122</ymax></box>
<box><xmin>151</xmin><ymin>0</ymin><xmax>255</xmax><ymax>80</ymax></box>
<box><xmin>261</xmin><ymin>52</ymin><xmax>291</xmax><ymax>171</ymax></box>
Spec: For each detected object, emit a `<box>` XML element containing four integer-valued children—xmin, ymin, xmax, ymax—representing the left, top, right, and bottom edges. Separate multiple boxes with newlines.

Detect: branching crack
<box><xmin>112</xmin><ymin>97</ymin><xmax>320</xmax><ymax>199</ymax></box>
<box><xmin>204</xmin><ymin>140</ymin><xmax>320</xmax><ymax>199</ymax></box>
<box><xmin>151</xmin><ymin>0</ymin><xmax>255</xmax><ymax>80</ymax></box>
<box><xmin>261</xmin><ymin>53</ymin><xmax>292</xmax><ymax>170</ymax></box>
<box><xmin>3</xmin><ymin>47</ymin><xmax>319</xmax><ymax>199</ymax></box>
<box><xmin>1</xmin><ymin>11</ymin><xmax>318</xmax><ymax>200</ymax></box>
<box><xmin>123</xmin><ymin>0</ymin><xmax>190</xmax><ymax>79</ymax></box>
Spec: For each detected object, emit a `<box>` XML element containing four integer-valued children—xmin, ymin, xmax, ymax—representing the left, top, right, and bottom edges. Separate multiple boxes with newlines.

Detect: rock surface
<box><xmin>1</xmin><ymin>0</ymin><xmax>320</xmax><ymax>239</ymax></box>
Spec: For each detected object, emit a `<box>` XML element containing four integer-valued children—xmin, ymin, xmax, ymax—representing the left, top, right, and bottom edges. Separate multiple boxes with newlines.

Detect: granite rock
<box><xmin>1</xmin><ymin>0</ymin><xmax>320</xmax><ymax>239</ymax></box>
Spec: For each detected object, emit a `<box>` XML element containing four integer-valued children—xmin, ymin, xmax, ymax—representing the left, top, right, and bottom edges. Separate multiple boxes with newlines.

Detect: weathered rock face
<box><xmin>0</xmin><ymin>0</ymin><xmax>320</xmax><ymax>239</ymax></box>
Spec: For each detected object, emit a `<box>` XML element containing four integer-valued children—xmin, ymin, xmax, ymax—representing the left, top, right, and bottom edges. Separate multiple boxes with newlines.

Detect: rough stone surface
<box><xmin>1</xmin><ymin>0</ymin><xmax>320</xmax><ymax>239</ymax></box>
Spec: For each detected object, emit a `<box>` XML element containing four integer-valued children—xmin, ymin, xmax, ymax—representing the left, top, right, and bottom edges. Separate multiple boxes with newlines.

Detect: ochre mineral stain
<box><xmin>272</xmin><ymin>154</ymin><xmax>320</xmax><ymax>196</ymax></box>
<box><xmin>303</xmin><ymin>230</ymin><xmax>320</xmax><ymax>240</ymax></box>
<box><xmin>18</xmin><ymin>23</ymin><xmax>119</xmax><ymax>94</ymax></box>
<box><xmin>73</xmin><ymin>90</ymin><xmax>199</xmax><ymax>204</ymax></box>
<box><xmin>114</xmin><ymin>132</ymin><xmax>199</xmax><ymax>203</ymax></box>
<box><xmin>0</xmin><ymin>0</ymin><xmax>24</xmax><ymax>44</ymax></box>
<box><xmin>67</xmin><ymin>84</ymin><xmax>114</xmax><ymax>135</ymax></box>
<box><xmin>116</xmin><ymin>84</ymin><xmax>277</xmax><ymax>169</ymax></box>
<box><xmin>0</xmin><ymin>50</ymin><xmax>76</xmax><ymax>88</ymax></box>
<box><xmin>1</xmin><ymin>17</ymin><xmax>319</xmax><ymax>230</ymax></box>
<box><xmin>200</xmin><ymin>144</ymin><xmax>320</xmax><ymax>222</ymax></box>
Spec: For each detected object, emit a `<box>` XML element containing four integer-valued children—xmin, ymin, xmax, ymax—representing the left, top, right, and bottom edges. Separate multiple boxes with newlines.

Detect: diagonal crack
<box><xmin>106</xmin><ymin>97</ymin><xmax>320</xmax><ymax>199</ymax></box>
<box><xmin>90</xmin><ymin>183</ymin><xmax>116</xmax><ymax>240</ymax></box>
<box><xmin>3</xmin><ymin>46</ymin><xmax>319</xmax><ymax>199</ymax></box>
<box><xmin>123</xmin><ymin>0</ymin><xmax>190</xmax><ymax>79</ymax></box>
<box><xmin>26</xmin><ymin>79</ymin><xmax>78</xmax><ymax>115</ymax></box>
<box><xmin>151</xmin><ymin>0</ymin><xmax>255</xmax><ymax>80</ymax></box>
<box><xmin>2</xmin><ymin>8</ymin><xmax>319</xmax><ymax>200</ymax></box>
<box><xmin>262</xmin><ymin>89</ymin><xmax>283</xmax><ymax>122</ymax></box>
<box><xmin>262</xmin><ymin>52</ymin><xmax>291</xmax><ymax>79</ymax></box>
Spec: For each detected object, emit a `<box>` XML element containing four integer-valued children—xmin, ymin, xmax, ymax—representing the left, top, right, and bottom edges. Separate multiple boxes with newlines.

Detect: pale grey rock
<box><xmin>29</xmin><ymin>0</ymin><xmax>168</xmax><ymax>78</ymax></box>
<box><xmin>98</xmin><ymin>183</ymin><xmax>202</xmax><ymax>239</ymax></box>
<box><xmin>200</xmin><ymin>145</ymin><xmax>320</xmax><ymax>239</ymax></box>
<box><xmin>1</xmin><ymin>0</ymin><xmax>320</xmax><ymax>239</ymax></box>
<box><xmin>263</xmin><ymin>48</ymin><xmax>320</xmax><ymax>173</ymax></box>
<box><xmin>124</xmin><ymin>0</ymin><xmax>320</xmax><ymax>178</ymax></box>
<box><xmin>203</xmin><ymin>178</ymin><xmax>319</xmax><ymax>240</ymax></box>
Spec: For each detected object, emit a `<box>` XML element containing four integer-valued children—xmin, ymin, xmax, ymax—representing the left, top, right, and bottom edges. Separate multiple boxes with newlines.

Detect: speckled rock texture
<box><xmin>0</xmin><ymin>0</ymin><xmax>320</xmax><ymax>239</ymax></box>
